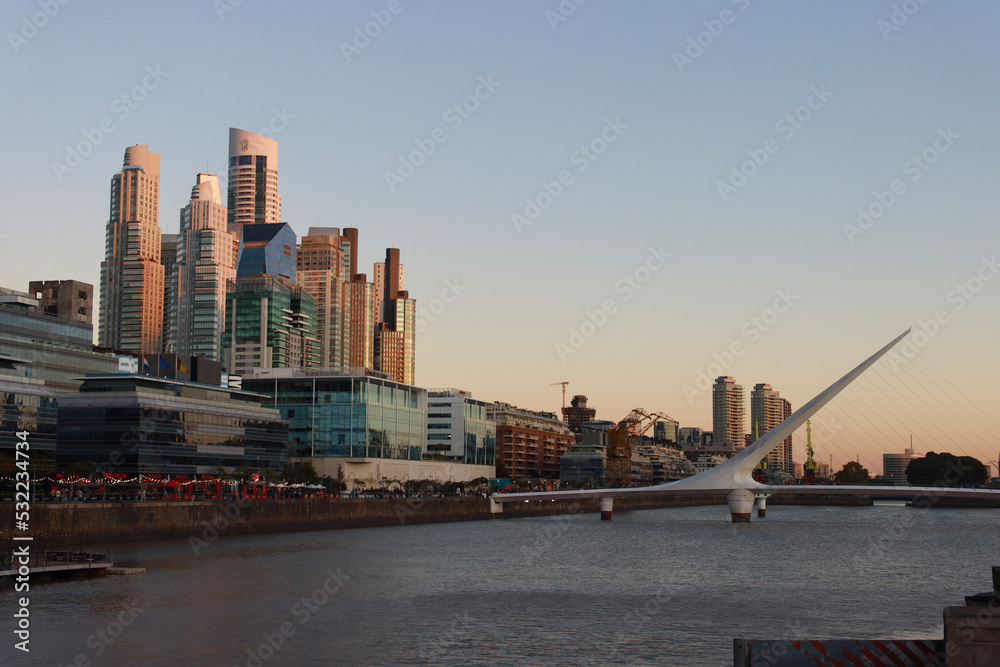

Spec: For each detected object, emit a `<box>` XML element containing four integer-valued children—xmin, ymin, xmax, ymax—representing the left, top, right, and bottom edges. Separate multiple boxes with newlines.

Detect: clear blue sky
<box><xmin>3</xmin><ymin>1</ymin><xmax>999</xmax><ymax>473</ymax></box>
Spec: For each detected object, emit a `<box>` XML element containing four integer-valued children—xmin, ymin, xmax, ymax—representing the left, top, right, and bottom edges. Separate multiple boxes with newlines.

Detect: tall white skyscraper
<box><xmin>175</xmin><ymin>173</ymin><xmax>238</xmax><ymax>361</ymax></box>
<box><xmin>227</xmin><ymin>128</ymin><xmax>281</xmax><ymax>227</ymax></box>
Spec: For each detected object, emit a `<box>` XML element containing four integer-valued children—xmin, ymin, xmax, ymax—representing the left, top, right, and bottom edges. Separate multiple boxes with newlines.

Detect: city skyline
<box><xmin>3</xmin><ymin>2</ymin><xmax>999</xmax><ymax>474</ymax></box>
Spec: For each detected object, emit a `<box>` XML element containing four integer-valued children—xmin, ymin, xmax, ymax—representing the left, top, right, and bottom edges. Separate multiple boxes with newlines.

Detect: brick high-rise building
<box><xmin>293</xmin><ymin>228</ymin><xmax>417</xmax><ymax>382</ymax></box>
<box><xmin>99</xmin><ymin>144</ymin><xmax>163</xmax><ymax>353</ymax></box>
<box><xmin>296</xmin><ymin>228</ymin><xmax>349</xmax><ymax>368</ymax></box>
<box><xmin>373</xmin><ymin>248</ymin><xmax>415</xmax><ymax>384</ymax></box>
<box><xmin>489</xmin><ymin>403</ymin><xmax>575</xmax><ymax>479</ymax></box>
<box><xmin>712</xmin><ymin>376</ymin><xmax>745</xmax><ymax>450</ymax></box>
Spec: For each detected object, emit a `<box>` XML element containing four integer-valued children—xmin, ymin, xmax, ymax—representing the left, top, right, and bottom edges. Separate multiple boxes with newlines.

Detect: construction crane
<box><xmin>550</xmin><ymin>381</ymin><xmax>569</xmax><ymax>410</ymax></box>
<box><xmin>804</xmin><ymin>419</ymin><xmax>818</xmax><ymax>484</ymax></box>
<box><xmin>606</xmin><ymin>408</ymin><xmax>678</xmax><ymax>487</ymax></box>
<box><xmin>752</xmin><ymin>420</ymin><xmax>767</xmax><ymax>482</ymax></box>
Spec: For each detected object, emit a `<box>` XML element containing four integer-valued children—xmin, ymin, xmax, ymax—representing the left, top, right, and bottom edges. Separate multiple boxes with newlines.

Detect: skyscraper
<box><xmin>235</xmin><ymin>222</ymin><xmax>297</xmax><ymax>281</ymax></box>
<box><xmin>175</xmin><ymin>174</ymin><xmax>238</xmax><ymax>361</ymax></box>
<box><xmin>99</xmin><ymin>144</ymin><xmax>163</xmax><ymax>353</ymax></box>
<box><xmin>296</xmin><ymin>228</ymin><xmax>349</xmax><ymax>368</ymax></box>
<box><xmin>223</xmin><ymin>273</ymin><xmax>319</xmax><ymax>373</ymax></box>
<box><xmin>160</xmin><ymin>233</ymin><xmax>180</xmax><ymax>352</ymax></box>
<box><xmin>751</xmin><ymin>383</ymin><xmax>793</xmax><ymax>474</ymax></box>
<box><xmin>373</xmin><ymin>248</ymin><xmax>415</xmax><ymax>384</ymax></box>
<box><xmin>227</xmin><ymin>128</ymin><xmax>281</xmax><ymax>227</ymax></box>
<box><xmin>712</xmin><ymin>376</ymin><xmax>745</xmax><ymax>450</ymax></box>
<box><xmin>373</xmin><ymin>255</ymin><xmax>404</xmax><ymax>325</ymax></box>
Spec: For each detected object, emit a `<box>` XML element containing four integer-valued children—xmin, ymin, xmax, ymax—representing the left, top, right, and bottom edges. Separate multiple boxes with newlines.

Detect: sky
<box><xmin>3</xmin><ymin>1</ymin><xmax>999</xmax><ymax>475</ymax></box>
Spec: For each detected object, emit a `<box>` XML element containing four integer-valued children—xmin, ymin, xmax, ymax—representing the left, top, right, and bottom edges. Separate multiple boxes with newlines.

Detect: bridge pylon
<box><xmin>727</xmin><ymin>489</ymin><xmax>755</xmax><ymax>522</ymax></box>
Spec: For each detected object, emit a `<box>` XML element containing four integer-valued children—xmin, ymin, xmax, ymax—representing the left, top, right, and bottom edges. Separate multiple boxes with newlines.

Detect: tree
<box><xmin>64</xmin><ymin>460</ymin><xmax>96</xmax><ymax>479</ymax></box>
<box><xmin>281</xmin><ymin>461</ymin><xmax>320</xmax><ymax>484</ymax></box>
<box><xmin>834</xmin><ymin>461</ymin><xmax>871</xmax><ymax>484</ymax></box>
<box><xmin>907</xmin><ymin>452</ymin><xmax>989</xmax><ymax>487</ymax></box>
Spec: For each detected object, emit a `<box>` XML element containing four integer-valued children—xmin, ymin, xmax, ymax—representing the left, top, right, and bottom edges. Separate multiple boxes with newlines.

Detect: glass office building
<box><xmin>235</xmin><ymin>223</ymin><xmax>297</xmax><ymax>281</ymax></box>
<box><xmin>243</xmin><ymin>369</ymin><xmax>426</xmax><ymax>461</ymax></box>
<box><xmin>0</xmin><ymin>291</ymin><xmax>119</xmax><ymax>392</ymax></box>
<box><xmin>56</xmin><ymin>375</ymin><xmax>288</xmax><ymax>475</ymax></box>
<box><xmin>0</xmin><ymin>364</ymin><xmax>58</xmax><ymax>456</ymax></box>
<box><xmin>425</xmin><ymin>389</ymin><xmax>495</xmax><ymax>466</ymax></box>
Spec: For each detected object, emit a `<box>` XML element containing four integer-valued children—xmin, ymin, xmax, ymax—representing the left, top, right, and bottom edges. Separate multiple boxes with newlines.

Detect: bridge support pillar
<box><xmin>756</xmin><ymin>494</ymin><xmax>770</xmax><ymax>518</ymax></box>
<box><xmin>728</xmin><ymin>489</ymin><xmax>755</xmax><ymax>522</ymax></box>
<box><xmin>489</xmin><ymin>497</ymin><xmax>503</xmax><ymax>514</ymax></box>
<box><xmin>600</xmin><ymin>497</ymin><xmax>614</xmax><ymax>521</ymax></box>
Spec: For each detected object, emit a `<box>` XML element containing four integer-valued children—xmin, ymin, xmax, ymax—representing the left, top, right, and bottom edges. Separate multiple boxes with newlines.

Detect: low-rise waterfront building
<box><xmin>489</xmin><ymin>402</ymin><xmax>575</xmax><ymax>479</ymax></box>
<box><xmin>56</xmin><ymin>375</ymin><xmax>287</xmax><ymax>474</ymax></box>
<box><xmin>242</xmin><ymin>369</ymin><xmax>491</xmax><ymax>488</ymax></box>
<box><xmin>0</xmin><ymin>357</ymin><xmax>58</xmax><ymax>456</ymax></box>
<box><xmin>425</xmin><ymin>389</ymin><xmax>496</xmax><ymax>466</ymax></box>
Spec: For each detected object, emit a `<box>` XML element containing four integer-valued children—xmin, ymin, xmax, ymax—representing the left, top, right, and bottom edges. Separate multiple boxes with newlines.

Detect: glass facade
<box><xmin>0</xmin><ymin>303</ymin><xmax>119</xmax><ymax>392</ymax></box>
<box><xmin>463</xmin><ymin>400</ymin><xmax>496</xmax><ymax>466</ymax></box>
<box><xmin>0</xmin><ymin>379</ymin><xmax>58</xmax><ymax>455</ymax></box>
<box><xmin>243</xmin><ymin>373</ymin><xmax>426</xmax><ymax>461</ymax></box>
<box><xmin>56</xmin><ymin>376</ymin><xmax>288</xmax><ymax>474</ymax></box>
<box><xmin>223</xmin><ymin>274</ymin><xmax>320</xmax><ymax>371</ymax></box>
<box><xmin>236</xmin><ymin>223</ymin><xmax>297</xmax><ymax>281</ymax></box>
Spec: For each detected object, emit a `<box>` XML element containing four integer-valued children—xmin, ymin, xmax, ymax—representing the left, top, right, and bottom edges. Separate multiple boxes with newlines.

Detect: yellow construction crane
<box><xmin>606</xmin><ymin>408</ymin><xmax>678</xmax><ymax>487</ymax></box>
<box><xmin>804</xmin><ymin>420</ymin><xmax>818</xmax><ymax>484</ymax></box>
<box><xmin>550</xmin><ymin>381</ymin><xmax>569</xmax><ymax>410</ymax></box>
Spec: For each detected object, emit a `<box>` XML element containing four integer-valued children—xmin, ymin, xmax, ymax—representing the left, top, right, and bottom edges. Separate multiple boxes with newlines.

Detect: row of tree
<box><xmin>829</xmin><ymin>451</ymin><xmax>991</xmax><ymax>486</ymax></box>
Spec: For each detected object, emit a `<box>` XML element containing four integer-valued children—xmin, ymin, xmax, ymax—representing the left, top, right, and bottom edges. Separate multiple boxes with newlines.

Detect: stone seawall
<box><xmin>0</xmin><ymin>495</ymin><xmax>727</xmax><ymax>548</ymax></box>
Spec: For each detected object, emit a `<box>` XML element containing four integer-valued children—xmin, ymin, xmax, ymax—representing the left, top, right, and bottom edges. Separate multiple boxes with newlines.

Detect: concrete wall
<box><xmin>0</xmin><ymin>494</ymin><xmax>727</xmax><ymax>549</ymax></box>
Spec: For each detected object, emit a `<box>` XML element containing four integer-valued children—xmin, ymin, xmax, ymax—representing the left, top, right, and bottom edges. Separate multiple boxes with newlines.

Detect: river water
<box><xmin>3</xmin><ymin>503</ymin><xmax>999</xmax><ymax>666</ymax></box>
